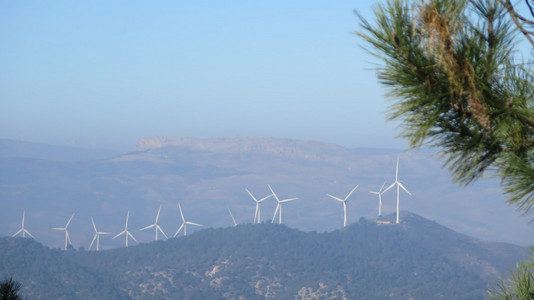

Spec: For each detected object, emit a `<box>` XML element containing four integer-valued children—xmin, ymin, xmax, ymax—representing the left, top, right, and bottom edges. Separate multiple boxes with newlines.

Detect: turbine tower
<box><xmin>227</xmin><ymin>206</ymin><xmax>238</xmax><ymax>226</ymax></box>
<box><xmin>327</xmin><ymin>185</ymin><xmax>359</xmax><ymax>227</ymax></box>
<box><xmin>173</xmin><ymin>204</ymin><xmax>202</xmax><ymax>237</ymax></box>
<box><xmin>12</xmin><ymin>211</ymin><xmax>34</xmax><ymax>238</ymax></box>
<box><xmin>383</xmin><ymin>156</ymin><xmax>412</xmax><ymax>224</ymax></box>
<box><xmin>52</xmin><ymin>213</ymin><xmax>75</xmax><ymax>250</ymax></box>
<box><xmin>113</xmin><ymin>211</ymin><xmax>138</xmax><ymax>247</ymax></box>
<box><xmin>269</xmin><ymin>185</ymin><xmax>298</xmax><ymax>225</ymax></box>
<box><xmin>89</xmin><ymin>216</ymin><xmax>110</xmax><ymax>251</ymax></box>
<box><xmin>246</xmin><ymin>188</ymin><xmax>272</xmax><ymax>224</ymax></box>
<box><xmin>140</xmin><ymin>205</ymin><xmax>168</xmax><ymax>241</ymax></box>
<box><xmin>369</xmin><ymin>181</ymin><xmax>387</xmax><ymax>217</ymax></box>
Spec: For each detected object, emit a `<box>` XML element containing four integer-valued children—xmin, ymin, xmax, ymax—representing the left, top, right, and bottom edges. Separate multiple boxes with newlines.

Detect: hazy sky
<box><xmin>0</xmin><ymin>0</ymin><xmax>410</xmax><ymax>151</ymax></box>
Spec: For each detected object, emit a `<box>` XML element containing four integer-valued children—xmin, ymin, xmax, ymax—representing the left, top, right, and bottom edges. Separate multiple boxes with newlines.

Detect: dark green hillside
<box><xmin>0</xmin><ymin>213</ymin><xmax>528</xmax><ymax>299</ymax></box>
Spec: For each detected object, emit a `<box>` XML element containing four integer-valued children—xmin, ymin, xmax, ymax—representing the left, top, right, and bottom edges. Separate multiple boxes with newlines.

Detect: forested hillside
<box><xmin>0</xmin><ymin>212</ymin><xmax>528</xmax><ymax>299</ymax></box>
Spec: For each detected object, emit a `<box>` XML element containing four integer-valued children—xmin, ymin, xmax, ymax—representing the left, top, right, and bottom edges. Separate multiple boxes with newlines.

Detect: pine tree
<box><xmin>358</xmin><ymin>0</ymin><xmax>534</xmax><ymax>216</ymax></box>
<box><xmin>489</xmin><ymin>250</ymin><xmax>534</xmax><ymax>299</ymax></box>
<box><xmin>358</xmin><ymin>0</ymin><xmax>534</xmax><ymax>297</ymax></box>
<box><xmin>0</xmin><ymin>278</ymin><xmax>23</xmax><ymax>300</ymax></box>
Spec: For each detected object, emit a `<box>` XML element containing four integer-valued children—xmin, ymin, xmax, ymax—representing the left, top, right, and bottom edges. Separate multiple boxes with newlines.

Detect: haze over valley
<box><xmin>2</xmin><ymin>136</ymin><xmax>532</xmax><ymax>250</ymax></box>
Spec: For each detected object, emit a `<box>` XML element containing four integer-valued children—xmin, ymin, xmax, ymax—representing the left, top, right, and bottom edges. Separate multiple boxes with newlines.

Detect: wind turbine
<box><xmin>369</xmin><ymin>181</ymin><xmax>387</xmax><ymax>217</ymax></box>
<box><xmin>327</xmin><ymin>185</ymin><xmax>359</xmax><ymax>227</ymax></box>
<box><xmin>89</xmin><ymin>216</ymin><xmax>110</xmax><ymax>251</ymax></box>
<box><xmin>140</xmin><ymin>205</ymin><xmax>168</xmax><ymax>241</ymax></box>
<box><xmin>246</xmin><ymin>188</ymin><xmax>272</xmax><ymax>224</ymax></box>
<box><xmin>12</xmin><ymin>211</ymin><xmax>34</xmax><ymax>238</ymax></box>
<box><xmin>227</xmin><ymin>206</ymin><xmax>238</xmax><ymax>226</ymax></box>
<box><xmin>173</xmin><ymin>204</ymin><xmax>202</xmax><ymax>237</ymax></box>
<box><xmin>269</xmin><ymin>185</ymin><xmax>298</xmax><ymax>225</ymax></box>
<box><xmin>383</xmin><ymin>156</ymin><xmax>412</xmax><ymax>224</ymax></box>
<box><xmin>113</xmin><ymin>211</ymin><xmax>138</xmax><ymax>247</ymax></box>
<box><xmin>52</xmin><ymin>213</ymin><xmax>75</xmax><ymax>250</ymax></box>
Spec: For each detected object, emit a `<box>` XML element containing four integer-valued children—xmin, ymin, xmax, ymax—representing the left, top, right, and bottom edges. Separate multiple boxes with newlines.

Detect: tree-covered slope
<box><xmin>0</xmin><ymin>213</ymin><xmax>528</xmax><ymax>299</ymax></box>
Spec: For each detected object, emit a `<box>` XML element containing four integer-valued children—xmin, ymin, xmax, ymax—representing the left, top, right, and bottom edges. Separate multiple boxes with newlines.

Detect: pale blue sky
<box><xmin>0</xmin><ymin>1</ymin><xmax>407</xmax><ymax>151</ymax></box>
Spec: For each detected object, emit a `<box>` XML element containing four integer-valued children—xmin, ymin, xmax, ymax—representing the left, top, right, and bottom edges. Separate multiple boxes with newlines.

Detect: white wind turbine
<box><xmin>12</xmin><ymin>211</ymin><xmax>34</xmax><ymax>239</ymax></box>
<box><xmin>140</xmin><ymin>205</ymin><xmax>168</xmax><ymax>241</ymax></box>
<box><xmin>369</xmin><ymin>181</ymin><xmax>387</xmax><ymax>217</ymax></box>
<box><xmin>327</xmin><ymin>185</ymin><xmax>359</xmax><ymax>227</ymax></box>
<box><xmin>269</xmin><ymin>185</ymin><xmax>298</xmax><ymax>225</ymax></box>
<box><xmin>227</xmin><ymin>206</ymin><xmax>238</xmax><ymax>227</ymax></box>
<box><xmin>89</xmin><ymin>216</ymin><xmax>110</xmax><ymax>251</ymax></box>
<box><xmin>113</xmin><ymin>211</ymin><xmax>138</xmax><ymax>247</ymax></box>
<box><xmin>383</xmin><ymin>156</ymin><xmax>412</xmax><ymax>224</ymax></box>
<box><xmin>52</xmin><ymin>213</ymin><xmax>75</xmax><ymax>250</ymax></box>
<box><xmin>246</xmin><ymin>188</ymin><xmax>272</xmax><ymax>224</ymax></box>
<box><xmin>173</xmin><ymin>204</ymin><xmax>202</xmax><ymax>237</ymax></box>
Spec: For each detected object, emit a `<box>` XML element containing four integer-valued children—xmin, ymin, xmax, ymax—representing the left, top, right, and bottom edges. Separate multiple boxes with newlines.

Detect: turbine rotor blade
<box><xmin>258</xmin><ymin>194</ymin><xmax>272</xmax><ymax>202</ymax></box>
<box><xmin>379</xmin><ymin>181</ymin><xmax>386</xmax><ymax>192</ymax></box>
<box><xmin>246</xmin><ymin>189</ymin><xmax>258</xmax><ymax>202</ymax></box>
<box><xmin>66</xmin><ymin>213</ymin><xmax>75</xmax><ymax>228</ymax></box>
<box><xmin>128</xmin><ymin>231</ymin><xmax>138</xmax><ymax>243</ymax></box>
<box><xmin>178</xmin><ymin>204</ymin><xmax>185</xmax><ymax>222</ymax></box>
<box><xmin>272</xmin><ymin>203</ymin><xmax>280</xmax><ymax>223</ymax></box>
<box><xmin>227</xmin><ymin>207</ymin><xmax>237</xmax><ymax>226</ymax></box>
<box><xmin>24</xmin><ymin>229</ymin><xmax>35</xmax><ymax>239</ymax></box>
<box><xmin>89</xmin><ymin>235</ymin><xmax>97</xmax><ymax>250</ymax></box>
<box><xmin>281</xmin><ymin>198</ymin><xmax>297</xmax><ymax>203</ymax></box>
<box><xmin>186</xmin><ymin>221</ymin><xmax>202</xmax><ymax>226</ymax></box>
<box><xmin>113</xmin><ymin>230</ymin><xmax>126</xmax><ymax>239</ymax></box>
<box><xmin>396</xmin><ymin>156</ymin><xmax>399</xmax><ymax>180</ymax></box>
<box><xmin>344</xmin><ymin>185</ymin><xmax>359</xmax><ymax>201</ymax></box>
<box><xmin>125</xmin><ymin>211</ymin><xmax>130</xmax><ymax>229</ymax></box>
<box><xmin>399</xmin><ymin>183</ymin><xmax>412</xmax><ymax>195</ymax></box>
<box><xmin>383</xmin><ymin>182</ymin><xmax>396</xmax><ymax>193</ymax></box>
<box><xmin>174</xmin><ymin>223</ymin><xmax>185</xmax><ymax>237</ymax></box>
<box><xmin>91</xmin><ymin>216</ymin><xmax>97</xmax><ymax>232</ymax></box>
<box><xmin>155</xmin><ymin>205</ymin><xmax>162</xmax><ymax>222</ymax></box>
<box><xmin>268</xmin><ymin>185</ymin><xmax>279</xmax><ymax>202</ymax></box>
<box><xmin>140</xmin><ymin>224</ymin><xmax>155</xmax><ymax>231</ymax></box>
<box><xmin>66</xmin><ymin>230</ymin><xmax>72</xmax><ymax>245</ymax></box>
<box><xmin>327</xmin><ymin>194</ymin><xmax>344</xmax><ymax>202</ymax></box>
<box><xmin>157</xmin><ymin>225</ymin><xmax>168</xmax><ymax>239</ymax></box>
<box><xmin>12</xmin><ymin>229</ymin><xmax>23</xmax><ymax>237</ymax></box>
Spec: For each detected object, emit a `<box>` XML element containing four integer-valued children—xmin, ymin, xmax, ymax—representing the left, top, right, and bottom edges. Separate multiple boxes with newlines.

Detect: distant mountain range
<box><xmin>1</xmin><ymin>136</ymin><xmax>533</xmax><ymax>250</ymax></box>
<box><xmin>0</xmin><ymin>212</ymin><xmax>528</xmax><ymax>299</ymax></box>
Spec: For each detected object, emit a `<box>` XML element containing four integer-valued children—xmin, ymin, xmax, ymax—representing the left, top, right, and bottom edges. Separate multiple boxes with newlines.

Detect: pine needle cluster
<box><xmin>358</xmin><ymin>0</ymin><xmax>534</xmax><ymax>217</ymax></box>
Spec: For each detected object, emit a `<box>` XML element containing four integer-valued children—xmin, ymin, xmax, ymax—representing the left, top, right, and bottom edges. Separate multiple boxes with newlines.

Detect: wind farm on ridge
<box><xmin>11</xmin><ymin>156</ymin><xmax>413</xmax><ymax>251</ymax></box>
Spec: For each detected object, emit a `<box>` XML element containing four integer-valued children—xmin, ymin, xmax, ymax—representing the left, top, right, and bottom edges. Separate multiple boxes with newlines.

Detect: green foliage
<box><xmin>489</xmin><ymin>249</ymin><xmax>534</xmax><ymax>299</ymax></box>
<box><xmin>0</xmin><ymin>277</ymin><xmax>22</xmax><ymax>300</ymax></box>
<box><xmin>357</xmin><ymin>0</ymin><xmax>534</xmax><ymax>215</ymax></box>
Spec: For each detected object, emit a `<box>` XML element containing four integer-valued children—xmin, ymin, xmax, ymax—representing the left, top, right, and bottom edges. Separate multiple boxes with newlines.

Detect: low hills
<box><xmin>0</xmin><ymin>212</ymin><xmax>528</xmax><ymax>299</ymax></box>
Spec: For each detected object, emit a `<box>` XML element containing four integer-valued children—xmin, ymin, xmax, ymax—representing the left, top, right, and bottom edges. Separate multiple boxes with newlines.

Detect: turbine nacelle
<box><xmin>269</xmin><ymin>184</ymin><xmax>298</xmax><ymax>225</ymax></box>
<box><xmin>140</xmin><ymin>205</ymin><xmax>168</xmax><ymax>241</ymax></box>
<box><xmin>113</xmin><ymin>211</ymin><xmax>138</xmax><ymax>247</ymax></box>
<box><xmin>89</xmin><ymin>216</ymin><xmax>110</xmax><ymax>251</ymax></box>
<box><xmin>383</xmin><ymin>156</ymin><xmax>412</xmax><ymax>224</ymax></box>
<box><xmin>246</xmin><ymin>188</ymin><xmax>273</xmax><ymax>224</ymax></box>
<box><xmin>52</xmin><ymin>213</ymin><xmax>75</xmax><ymax>250</ymax></box>
<box><xmin>327</xmin><ymin>185</ymin><xmax>358</xmax><ymax>227</ymax></box>
<box><xmin>12</xmin><ymin>211</ymin><xmax>35</xmax><ymax>239</ymax></box>
<box><xmin>174</xmin><ymin>204</ymin><xmax>202</xmax><ymax>237</ymax></box>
